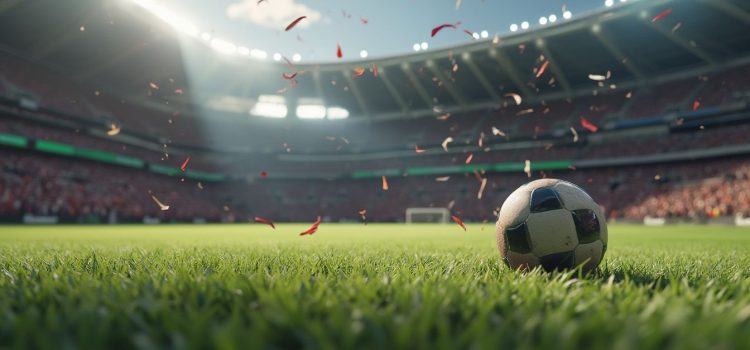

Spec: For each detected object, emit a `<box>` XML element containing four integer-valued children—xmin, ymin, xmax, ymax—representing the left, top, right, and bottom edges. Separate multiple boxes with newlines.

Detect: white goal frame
<box><xmin>405</xmin><ymin>207</ymin><xmax>451</xmax><ymax>224</ymax></box>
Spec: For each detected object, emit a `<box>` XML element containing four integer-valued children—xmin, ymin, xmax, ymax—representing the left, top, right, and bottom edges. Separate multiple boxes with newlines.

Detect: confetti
<box><xmin>455</xmin><ymin>0</ymin><xmax>461</xmax><ymax>10</ymax></box>
<box><xmin>180</xmin><ymin>156</ymin><xmax>191</xmax><ymax>172</ymax></box>
<box><xmin>651</xmin><ymin>8</ymin><xmax>672</xmax><ymax>22</ymax></box>
<box><xmin>197</xmin><ymin>182</ymin><xmax>204</xmax><ymax>190</ymax></box>
<box><xmin>336</xmin><ymin>43</ymin><xmax>343</xmax><ymax>58</ymax></box>
<box><xmin>504</xmin><ymin>93</ymin><xmax>522</xmax><ymax>105</ymax></box>
<box><xmin>148</xmin><ymin>82</ymin><xmax>159</xmax><ymax>90</ymax></box>
<box><xmin>491</xmin><ymin>127</ymin><xmax>506</xmax><ymax>137</ymax></box>
<box><xmin>360</xmin><ymin>17</ymin><xmax>368</xmax><ymax>25</ymax></box>
<box><xmin>106</xmin><ymin>124</ymin><xmax>121</xmax><ymax>136</ymax></box>
<box><xmin>441</xmin><ymin>137</ymin><xmax>453</xmax><ymax>152</ymax></box>
<box><xmin>260</xmin><ymin>171</ymin><xmax>268</xmax><ymax>177</ymax></box>
<box><xmin>452</xmin><ymin>63</ymin><xmax>459</xmax><ymax>72</ymax></box>
<box><xmin>588</xmin><ymin>73</ymin><xmax>608</xmax><ymax>81</ymax></box>
<box><xmin>436</xmin><ymin>176</ymin><xmax>450</xmax><ymax>182</ymax></box>
<box><xmin>382</xmin><ymin>176</ymin><xmax>389</xmax><ymax>191</ymax></box>
<box><xmin>285</xmin><ymin>16</ymin><xmax>307</xmax><ymax>31</ymax></box>
<box><xmin>282</xmin><ymin>72</ymin><xmax>298</xmax><ymax>80</ymax></box>
<box><xmin>431</xmin><ymin>23</ymin><xmax>459</xmax><ymax>37</ymax></box>
<box><xmin>436</xmin><ymin>113</ymin><xmax>451</xmax><ymax>120</ymax></box>
<box><xmin>254</xmin><ymin>217</ymin><xmax>276</xmax><ymax>229</ymax></box>
<box><xmin>451</xmin><ymin>215</ymin><xmax>467</xmax><ymax>231</ymax></box>
<box><xmin>151</xmin><ymin>195</ymin><xmax>170</xmax><ymax>211</ymax></box>
<box><xmin>372</xmin><ymin>64</ymin><xmax>379</xmax><ymax>77</ymax></box>
<box><xmin>672</xmin><ymin>22</ymin><xmax>682</xmax><ymax>33</ymax></box>
<box><xmin>415</xmin><ymin>145</ymin><xmax>426</xmax><ymax>153</ymax></box>
<box><xmin>174</xmin><ymin>88</ymin><xmax>184</xmax><ymax>94</ymax></box>
<box><xmin>299</xmin><ymin>216</ymin><xmax>322</xmax><ymax>236</ymax></box>
<box><xmin>524</xmin><ymin>160</ymin><xmax>531</xmax><ymax>178</ymax></box>
<box><xmin>465</xmin><ymin>154</ymin><xmax>474</xmax><ymax>164</ymax></box>
<box><xmin>692</xmin><ymin>100</ymin><xmax>701</xmax><ymax>111</ymax></box>
<box><xmin>580</xmin><ymin>117</ymin><xmax>599</xmax><ymax>132</ymax></box>
<box><xmin>358</xmin><ymin>209</ymin><xmax>367</xmax><ymax>224</ymax></box>
<box><xmin>535</xmin><ymin>60</ymin><xmax>549</xmax><ymax>78</ymax></box>
<box><xmin>352</xmin><ymin>67</ymin><xmax>366</xmax><ymax>77</ymax></box>
<box><xmin>570</xmin><ymin>127</ymin><xmax>579</xmax><ymax>142</ymax></box>
<box><xmin>625</xmin><ymin>91</ymin><xmax>633</xmax><ymax>99</ymax></box>
<box><xmin>477</xmin><ymin>178</ymin><xmax>488</xmax><ymax>199</ymax></box>
<box><xmin>516</xmin><ymin>108</ymin><xmax>534</xmax><ymax>116</ymax></box>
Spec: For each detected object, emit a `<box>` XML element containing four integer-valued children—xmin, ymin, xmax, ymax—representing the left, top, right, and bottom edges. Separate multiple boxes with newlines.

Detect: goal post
<box><xmin>405</xmin><ymin>207</ymin><xmax>450</xmax><ymax>223</ymax></box>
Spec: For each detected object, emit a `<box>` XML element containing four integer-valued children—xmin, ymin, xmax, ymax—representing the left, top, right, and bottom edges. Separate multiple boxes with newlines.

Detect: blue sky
<box><xmin>156</xmin><ymin>0</ymin><xmax>613</xmax><ymax>62</ymax></box>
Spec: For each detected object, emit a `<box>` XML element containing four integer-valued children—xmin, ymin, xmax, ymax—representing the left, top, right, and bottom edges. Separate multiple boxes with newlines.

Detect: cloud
<box><xmin>226</xmin><ymin>0</ymin><xmax>322</xmax><ymax>30</ymax></box>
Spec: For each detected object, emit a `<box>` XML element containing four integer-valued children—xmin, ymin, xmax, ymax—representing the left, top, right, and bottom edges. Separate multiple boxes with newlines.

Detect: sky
<box><xmin>154</xmin><ymin>0</ymin><xmax>617</xmax><ymax>63</ymax></box>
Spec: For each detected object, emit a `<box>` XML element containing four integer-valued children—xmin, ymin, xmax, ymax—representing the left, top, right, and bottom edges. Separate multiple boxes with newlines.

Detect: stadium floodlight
<box><xmin>292</xmin><ymin>53</ymin><xmax>301</xmax><ymax>62</ymax></box>
<box><xmin>549</xmin><ymin>14</ymin><xmax>557</xmax><ymax>23</ymax></box>
<box><xmin>251</xmin><ymin>49</ymin><xmax>267</xmax><ymax>60</ymax></box>
<box><xmin>360</xmin><ymin>50</ymin><xmax>368</xmax><ymax>58</ymax></box>
<box><xmin>296</xmin><ymin>105</ymin><xmax>326</xmax><ymax>119</ymax></box>
<box><xmin>210</xmin><ymin>38</ymin><xmax>237</xmax><ymax>55</ymax></box>
<box><xmin>327</xmin><ymin>107</ymin><xmax>349</xmax><ymax>120</ymax></box>
<box><xmin>480</xmin><ymin>30</ymin><xmax>489</xmax><ymax>38</ymax></box>
<box><xmin>510</xmin><ymin>23</ymin><xmax>519</xmax><ymax>32</ymax></box>
<box><xmin>412</xmin><ymin>43</ymin><xmax>421</xmax><ymax>52</ymax></box>
<box><xmin>273</xmin><ymin>53</ymin><xmax>282</xmax><ymax>61</ymax></box>
<box><xmin>251</xmin><ymin>95</ymin><xmax>287</xmax><ymax>118</ymax></box>
<box><xmin>420</xmin><ymin>42</ymin><xmax>429</xmax><ymax>50</ymax></box>
<box><xmin>605</xmin><ymin>0</ymin><xmax>614</xmax><ymax>7</ymax></box>
<box><xmin>539</xmin><ymin>17</ymin><xmax>548</xmax><ymax>25</ymax></box>
<box><xmin>521</xmin><ymin>21</ymin><xmax>530</xmax><ymax>30</ymax></box>
<box><xmin>237</xmin><ymin>47</ymin><xmax>250</xmax><ymax>56</ymax></box>
<box><xmin>471</xmin><ymin>32</ymin><xmax>480</xmax><ymax>39</ymax></box>
<box><xmin>132</xmin><ymin>0</ymin><xmax>199</xmax><ymax>38</ymax></box>
<box><xmin>563</xmin><ymin>10</ymin><xmax>572</xmax><ymax>19</ymax></box>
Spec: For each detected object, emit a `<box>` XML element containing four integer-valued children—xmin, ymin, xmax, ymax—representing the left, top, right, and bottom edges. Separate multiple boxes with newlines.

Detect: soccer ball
<box><xmin>495</xmin><ymin>179</ymin><xmax>607</xmax><ymax>272</ymax></box>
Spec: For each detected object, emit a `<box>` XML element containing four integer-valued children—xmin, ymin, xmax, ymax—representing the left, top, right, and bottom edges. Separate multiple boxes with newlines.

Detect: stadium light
<box><xmin>521</xmin><ymin>21</ymin><xmax>530</xmax><ymax>30</ymax></box>
<box><xmin>605</xmin><ymin>0</ymin><xmax>614</xmax><ymax>7</ymax></box>
<box><xmin>210</xmin><ymin>38</ymin><xmax>237</xmax><ymax>55</ymax></box>
<box><xmin>563</xmin><ymin>10</ymin><xmax>572</xmax><ymax>19</ymax></box>
<box><xmin>510</xmin><ymin>23</ymin><xmax>519</xmax><ymax>32</ymax></box>
<box><xmin>471</xmin><ymin>32</ymin><xmax>480</xmax><ymax>39</ymax></box>
<box><xmin>292</xmin><ymin>53</ymin><xmax>301</xmax><ymax>62</ymax></box>
<box><xmin>132</xmin><ymin>0</ymin><xmax>199</xmax><ymax>38</ymax></box>
<box><xmin>360</xmin><ymin>50</ymin><xmax>368</xmax><ymax>58</ymax></box>
<box><xmin>327</xmin><ymin>107</ymin><xmax>349</xmax><ymax>120</ymax></box>
<box><xmin>549</xmin><ymin>14</ymin><xmax>557</xmax><ymax>23</ymax></box>
<box><xmin>273</xmin><ymin>53</ymin><xmax>282</xmax><ymax>61</ymax></box>
<box><xmin>413</xmin><ymin>43</ymin><xmax>421</xmax><ymax>52</ymax></box>
<box><xmin>251</xmin><ymin>49</ymin><xmax>267</xmax><ymax>60</ymax></box>
<box><xmin>480</xmin><ymin>30</ymin><xmax>489</xmax><ymax>38</ymax></box>
<box><xmin>251</xmin><ymin>95</ymin><xmax>287</xmax><ymax>118</ymax></box>
<box><xmin>539</xmin><ymin>17</ymin><xmax>548</xmax><ymax>25</ymax></box>
<box><xmin>420</xmin><ymin>42</ymin><xmax>429</xmax><ymax>50</ymax></box>
<box><xmin>237</xmin><ymin>46</ymin><xmax>250</xmax><ymax>56</ymax></box>
<box><xmin>296</xmin><ymin>104</ymin><xmax>326</xmax><ymax>119</ymax></box>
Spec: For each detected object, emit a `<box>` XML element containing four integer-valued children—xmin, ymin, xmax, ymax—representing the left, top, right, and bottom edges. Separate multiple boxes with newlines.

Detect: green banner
<box><xmin>0</xmin><ymin>132</ymin><xmax>27</xmax><ymax>148</ymax></box>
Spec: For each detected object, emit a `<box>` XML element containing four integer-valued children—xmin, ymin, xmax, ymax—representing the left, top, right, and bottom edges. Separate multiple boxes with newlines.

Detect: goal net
<box><xmin>405</xmin><ymin>207</ymin><xmax>450</xmax><ymax>223</ymax></box>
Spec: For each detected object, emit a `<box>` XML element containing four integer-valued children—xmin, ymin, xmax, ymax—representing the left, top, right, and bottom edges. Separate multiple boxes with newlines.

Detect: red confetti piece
<box><xmin>580</xmin><ymin>117</ymin><xmax>599</xmax><ymax>133</ymax></box>
<box><xmin>451</xmin><ymin>215</ymin><xmax>467</xmax><ymax>231</ymax></box>
<box><xmin>358</xmin><ymin>209</ymin><xmax>367</xmax><ymax>224</ymax></box>
<box><xmin>372</xmin><ymin>64</ymin><xmax>379</xmax><ymax>77</ymax></box>
<box><xmin>336</xmin><ymin>43</ymin><xmax>343</xmax><ymax>58</ymax></box>
<box><xmin>651</xmin><ymin>8</ymin><xmax>672</xmax><ymax>22</ymax></box>
<box><xmin>260</xmin><ymin>171</ymin><xmax>268</xmax><ymax>177</ymax></box>
<box><xmin>465</xmin><ymin>154</ymin><xmax>473</xmax><ymax>164</ymax></box>
<box><xmin>415</xmin><ymin>145</ymin><xmax>426</xmax><ymax>153</ymax></box>
<box><xmin>692</xmin><ymin>100</ymin><xmax>701</xmax><ymax>111</ymax></box>
<box><xmin>282</xmin><ymin>72</ymin><xmax>298</xmax><ymax>80</ymax></box>
<box><xmin>535</xmin><ymin>60</ymin><xmax>549</xmax><ymax>78</ymax></box>
<box><xmin>174</xmin><ymin>88</ymin><xmax>184</xmax><ymax>94</ymax></box>
<box><xmin>254</xmin><ymin>216</ymin><xmax>276</xmax><ymax>229</ymax></box>
<box><xmin>352</xmin><ymin>67</ymin><xmax>366</xmax><ymax>77</ymax></box>
<box><xmin>360</xmin><ymin>17</ymin><xmax>368</xmax><ymax>25</ymax></box>
<box><xmin>180</xmin><ymin>156</ymin><xmax>191</xmax><ymax>172</ymax></box>
<box><xmin>382</xmin><ymin>176</ymin><xmax>389</xmax><ymax>191</ymax></box>
<box><xmin>299</xmin><ymin>216</ymin><xmax>322</xmax><ymax>236</ymax></box>
<box><xmin>431</xmin><ymin>23</ymin><xmax>459</xmax><ymax>37</ymax></box>
<box><xmin>285</xmin><ymin>16</ymin><xmax>307</xmax><ymax>31</ymax></box>
<box><xmin>462</xmin><ymin>29</ymin><xmax>476</xmax><ymax>39</ymax></box>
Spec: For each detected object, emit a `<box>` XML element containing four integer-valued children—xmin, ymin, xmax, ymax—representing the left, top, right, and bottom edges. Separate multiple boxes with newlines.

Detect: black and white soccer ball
<box><xmin>495</xmin><ymin>179</ymin><xmax>607</xmax><ymax>272</ymax></box>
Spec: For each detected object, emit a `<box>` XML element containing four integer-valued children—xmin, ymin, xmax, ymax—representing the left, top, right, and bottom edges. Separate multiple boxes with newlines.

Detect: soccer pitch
<box><xmin>1</xmin><ymin>224</ymin><xmax>749</xmax><ymax>349</ymax></box>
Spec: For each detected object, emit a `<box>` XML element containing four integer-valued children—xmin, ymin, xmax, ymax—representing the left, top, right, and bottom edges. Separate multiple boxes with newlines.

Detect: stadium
<box><xmin>1</xmin><ymin>0</ymin><xmax>750</xmax><ymax>348</ymax></box>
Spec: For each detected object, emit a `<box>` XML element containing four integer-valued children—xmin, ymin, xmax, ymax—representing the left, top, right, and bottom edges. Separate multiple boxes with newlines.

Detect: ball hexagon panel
<box><xmin>530</xmin><ymin>187</ymin><xmax>564</xmax><ymax>213</ymax></box>
<box><xmin>538</xmin><ymin>251</ymin><xmax>576</xmax><ymax>271</ymax></box>
<box><xmin>571</xmin><ymin>209</ymin><xmax>601</xmax><ymax>244</ymax></box>
<box><xmin>525</xmin><ymin>209</ymin><xmax>578</xmax><ymax>257</ymax></box>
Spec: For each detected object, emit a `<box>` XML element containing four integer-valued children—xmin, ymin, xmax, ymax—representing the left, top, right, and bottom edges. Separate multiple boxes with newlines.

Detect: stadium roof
<box><xmin>0</xmin><ymin>0</ymin><xmax>749</xmax><ymax>121</ymax></box>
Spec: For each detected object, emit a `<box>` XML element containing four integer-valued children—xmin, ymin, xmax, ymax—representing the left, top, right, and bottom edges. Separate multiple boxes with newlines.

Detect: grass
<box><xmin>0</xmin><ymin>224</ymin><xmax>749</xmax><ymax>350</ymax></box>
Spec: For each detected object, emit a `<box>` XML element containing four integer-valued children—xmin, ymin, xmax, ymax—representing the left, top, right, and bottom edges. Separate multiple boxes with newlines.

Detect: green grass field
<box><xmin>1</xmin><ymin>224</ymin><xmax>750</xmax><ymax>349</ymax></box>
